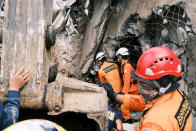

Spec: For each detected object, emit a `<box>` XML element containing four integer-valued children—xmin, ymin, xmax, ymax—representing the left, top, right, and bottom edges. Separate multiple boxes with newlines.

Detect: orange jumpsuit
<box><xmin>98</xmin><ymin>62</ymin><xmax>122</xmax><ymax>93</ymax></box>
<box><xmin>121</xmin><ymin>60</ymin><xmax>139</xmax><ymax>94</ymax></box>
<box><xmin>121</xmin><ymin>60</ymin><xmax>140</xmax><ymax>120</ymax></box>
<box><xmin>123</xmin><ymin>89</ymin><xmax>192</xmax><ymax>131</ymax></box>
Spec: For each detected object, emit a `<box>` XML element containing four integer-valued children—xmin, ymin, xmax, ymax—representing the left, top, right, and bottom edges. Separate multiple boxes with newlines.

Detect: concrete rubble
<box><xmin>0</xmin><ymin>0</ymin><xmax>196</xmax><ymax>130</ymax></box>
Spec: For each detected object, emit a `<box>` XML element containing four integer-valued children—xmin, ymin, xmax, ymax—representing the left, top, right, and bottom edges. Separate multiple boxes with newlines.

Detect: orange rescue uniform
<box><xmin>98</xmin><ymin>62</ymin><xmax>122</xmax><ymax>93</ymax></box>
<box><xmin>121</xmin><ymin>60</ymin><xmax>140</xmax><ymax>120</ymax></box>
<box><xmin>121</xmin><ymin>60</ymin><xmax>139</xmax><ymax>94</ymax></box>
<box><xmin>123</xmin><ymin>89</ymin><xmax>192</xmax><ymax>131</ymax></box>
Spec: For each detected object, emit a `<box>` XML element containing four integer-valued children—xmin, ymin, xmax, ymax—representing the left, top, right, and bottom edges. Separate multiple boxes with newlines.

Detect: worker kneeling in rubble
<box><xmin>116</xmin><ymin>47</ymin><xmax>139</xmax><ymax>95</ymax></box>
<box><xmin>116</xmin><ymin>47</ymin><xmax>140</xmax><ymax>122</ymax></box>
<box><xmin>101</xmin><ymin>46</ymin><xmax>192</xmax><ymax>130</ymax></box>
<box><xmin>96</xmin><ymin>52</ymin><xmax>122</xmax><ymax>93</ymax></box>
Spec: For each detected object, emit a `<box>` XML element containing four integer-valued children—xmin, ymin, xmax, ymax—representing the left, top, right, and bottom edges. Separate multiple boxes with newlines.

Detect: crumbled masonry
<box><xmin>0</xmin><ymin>0</ymin><xmax>196</xmax><ymax>130</ymax></box>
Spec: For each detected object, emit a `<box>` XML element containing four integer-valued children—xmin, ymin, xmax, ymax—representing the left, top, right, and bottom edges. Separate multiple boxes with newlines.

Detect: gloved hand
<box><xmin>100</xmin><ymin>82</ymin><xmax>117</xmax><ymax>101</ymax></box>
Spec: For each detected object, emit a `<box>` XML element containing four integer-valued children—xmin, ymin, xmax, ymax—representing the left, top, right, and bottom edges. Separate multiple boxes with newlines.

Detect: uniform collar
<box><xmin>144</xmin><ymin>91</ymin><xmax>175</xmax><ymax>111</ymax></box>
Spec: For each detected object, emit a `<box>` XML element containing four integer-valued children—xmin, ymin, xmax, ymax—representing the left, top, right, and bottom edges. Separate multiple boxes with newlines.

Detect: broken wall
<box><xmin>50</xmin><ymin>0</ymin><xmax>113</xmax><ymax>82</ymax></box>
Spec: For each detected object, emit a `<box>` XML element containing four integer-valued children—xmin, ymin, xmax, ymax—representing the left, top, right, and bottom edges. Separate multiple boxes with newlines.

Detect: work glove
<box><xmin>100</xmin><ymin>82</ymin><xmax>117</xmax><ymax>101</ymax></box>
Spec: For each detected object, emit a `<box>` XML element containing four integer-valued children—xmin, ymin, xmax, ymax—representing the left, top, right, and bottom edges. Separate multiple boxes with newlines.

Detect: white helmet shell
<box><xmin>96</xmin><ymin>52</ymin><xmax>106</xmax><ymax>61</ymax></box>
<box><xmin>116</xmin><ymin>47</ymin><xmax>129</xmax><ymax>56</ymax></box>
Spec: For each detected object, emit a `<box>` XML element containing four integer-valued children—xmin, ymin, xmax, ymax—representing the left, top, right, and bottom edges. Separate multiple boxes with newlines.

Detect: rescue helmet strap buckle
<box><xmin>152</xmin><ymin>80</ymin><xmax>171</xmax><ymax>95</ymax></box>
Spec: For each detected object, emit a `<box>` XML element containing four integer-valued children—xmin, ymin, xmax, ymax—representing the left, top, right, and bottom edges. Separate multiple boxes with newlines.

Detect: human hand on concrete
<box><xmin>9</xmin><ymin>66</ymin><xmax>30</xmax><ymax>91</ymax></box>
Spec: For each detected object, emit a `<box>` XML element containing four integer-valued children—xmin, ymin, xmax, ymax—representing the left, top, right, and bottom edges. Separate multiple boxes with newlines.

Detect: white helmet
<box><xmin>116</xmin><ymin>47</ymin><xmax>129</xmax><ymax>56</ymax></box>
<box><xmin>96</xmin><ymin>52</ymin><xmax>106</xmax><ymax>61</ymax></box>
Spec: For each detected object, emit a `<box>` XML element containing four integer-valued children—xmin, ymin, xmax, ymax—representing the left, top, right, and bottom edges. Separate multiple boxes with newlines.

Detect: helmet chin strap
<box><xmin>152</xmin><ymin>80</ymin><xmax>172</xmax><ymax>95</ymax></box>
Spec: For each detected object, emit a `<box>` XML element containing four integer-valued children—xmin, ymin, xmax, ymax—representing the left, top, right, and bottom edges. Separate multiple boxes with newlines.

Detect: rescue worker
<box><xmin>102</xmin><ymin>46</ymin><xmax>192</xmax><ymax>131</ymax></box>
<box><xmin>116</xmin><ymin>47</ymin><xmax>140</xmax><ymax>121</ymax></box>
<box><xmin>0</xmin><ymin>66</ymin><xmax>30</xmax><ymax>130</ymax></box>
<box><xmin>96</xmin><ymin>52</ymin><xmax>122</xmax><ymax>93</ymax></box>
<box><xmin>116</xmin><ymin>47</ymin><xmax>139</xmax><ymax>94</ymax></box>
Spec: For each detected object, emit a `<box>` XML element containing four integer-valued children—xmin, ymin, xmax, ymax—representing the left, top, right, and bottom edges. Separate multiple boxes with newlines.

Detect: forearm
<box><xmin>116</xmin><ymin>119</ymin><xmax>123</xmax><ymax>131</ymax></box>
<box><xmin>123</xmin><ymin>94</ymin><xmax>145</xmax><ymax>112</ymax></box>
<box><xmin>115</xmin><ymin>94</ymin><xmax>124</xmax><ymax>104</ymax></box>
<box><xmin>2</xmin><ymin>91</ymin><xmax>20</xmax><ymax>129</ymax></box>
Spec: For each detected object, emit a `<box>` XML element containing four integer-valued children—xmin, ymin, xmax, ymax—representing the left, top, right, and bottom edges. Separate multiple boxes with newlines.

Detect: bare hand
<box><xmin>9</xmin><ymin>66</ymin><xmax>30</xmax><ymax>91</ymax></box>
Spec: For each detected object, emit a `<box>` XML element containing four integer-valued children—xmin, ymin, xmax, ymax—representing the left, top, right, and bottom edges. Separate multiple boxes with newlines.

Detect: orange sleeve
<box><xmin>122</xmin><ymin>65</ymin><xmax>131</xmax><ymax>94</ymax></box>
<box><xmin>123</xmin><ymin>94</ymin><xmax>146</xmax><ymax>112</ymax></box>
<box><xmin>138</xmin><ymin>122</ymin><xmax>164</xmax><ymax>131</ymax></box>
<box><xmin>98</xmin><ymin>70</ymin><xmax>105</xmax><ymax>83</ymax></box>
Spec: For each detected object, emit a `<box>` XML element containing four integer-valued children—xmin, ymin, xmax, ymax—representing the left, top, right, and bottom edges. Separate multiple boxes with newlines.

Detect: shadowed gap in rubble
<box><xmin>116</xmin><ymin>32</ymin><xmax>142</xmax><ymax>69</ymax></box>
<box><xmin>19</xmin><ymin>109</ymin><xmax>100</xmax><ymax>131</ymax></box>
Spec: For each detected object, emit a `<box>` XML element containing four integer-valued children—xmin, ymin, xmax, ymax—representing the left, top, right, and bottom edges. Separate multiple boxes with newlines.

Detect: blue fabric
<box><xmin>0</xmin><ymin>91</ymin><xmax>20</xmax><ymax>130</ymax></box>
<box><xmin>108</xmin><ymin>105</ymin><xmax>123</xmax><ymax>131</ymax></box>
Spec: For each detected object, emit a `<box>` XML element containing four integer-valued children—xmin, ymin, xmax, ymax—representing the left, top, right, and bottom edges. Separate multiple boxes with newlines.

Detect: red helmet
<box><xmin>135</xmin><ymin>46</ymin><xmax>182</xmax><ymax>80</ymax></box>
